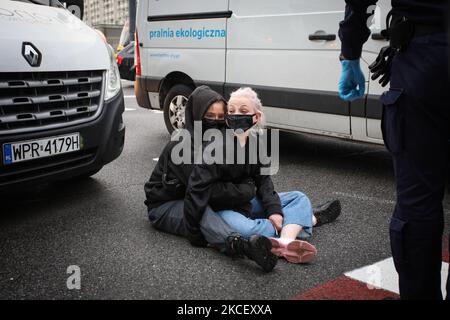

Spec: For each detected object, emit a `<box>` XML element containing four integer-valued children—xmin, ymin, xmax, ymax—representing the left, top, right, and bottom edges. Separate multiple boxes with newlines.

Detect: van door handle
<box><xmin>308</xmin><ymin>34</ymin><xmax>336</xmax><ymax>41</ymax></box>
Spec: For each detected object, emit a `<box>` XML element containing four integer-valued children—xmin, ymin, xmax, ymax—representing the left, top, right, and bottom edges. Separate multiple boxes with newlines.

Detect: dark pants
<box><xmin>147</xmin><ymin>200</ymin><xmax>237</xmax><ymax>251</ymax></box>
<box><xmin>380</xmin><ymin>33</ymin><xmax>449</xmax><ymax>300</ymax></box>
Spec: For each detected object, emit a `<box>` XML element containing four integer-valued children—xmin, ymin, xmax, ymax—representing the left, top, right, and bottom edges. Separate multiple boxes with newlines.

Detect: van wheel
<box><xmin>163</xmin><ymin>84</ymin><xmax>193</xmax><ymax>134</ymax></box>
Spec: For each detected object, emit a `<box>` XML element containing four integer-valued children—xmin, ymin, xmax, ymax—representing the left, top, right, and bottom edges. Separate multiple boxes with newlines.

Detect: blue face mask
<box><xmin>225</xmin><ymin>114</ymin><xmax>256</xmax><ymax>132</ymax></box>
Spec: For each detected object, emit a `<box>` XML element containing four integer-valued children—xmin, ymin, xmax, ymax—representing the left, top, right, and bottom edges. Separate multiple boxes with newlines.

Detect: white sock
<box><xmin>276</xmin><ymin>237</ymin><xmax>294</xmax><ymax>245</ymax></box>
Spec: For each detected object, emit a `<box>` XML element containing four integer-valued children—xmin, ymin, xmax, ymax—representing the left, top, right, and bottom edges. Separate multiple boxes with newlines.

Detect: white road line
<box><xmin>334</xmin><ymin>192</ymin><xmax>450</xmax><ymax>214</ymax></box>
<box><xmin>332</xmin><ymin>191</ymin><xmax>396</xmax><ymax>205</ymax></box>
<box><xmin>123</xmin><ymin>106</ymin><xmax>162</xmax><ymax>113</ymax></box>
<box><xmin>345</xmin><ymin>257</ymin><xmax>449</xmax><ymax>297</ymax></box>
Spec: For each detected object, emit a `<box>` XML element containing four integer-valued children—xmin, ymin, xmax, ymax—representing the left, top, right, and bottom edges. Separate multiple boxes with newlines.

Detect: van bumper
<box><xmin>135</xmin><ymin>75</ymin><xmax>163</xmax><ymax>109</ymax></box>
<box><xmin>135</xmin><ymin>76</ymin><xmax>152</xmax><ymax>109</ymax></box>
<box><xmin>0</xmin><ymin>91</ymin><xmax>126</xmax><ymax>189</ymax></box>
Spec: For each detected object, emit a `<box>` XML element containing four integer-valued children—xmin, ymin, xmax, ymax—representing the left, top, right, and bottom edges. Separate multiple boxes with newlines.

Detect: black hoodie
<box><xmin>182</xmin><ymin>99</ymin><xmax>282</xmax><ymax>244</ymax></box>
<box><xmin>144</xmin><ymin>86</ymin><xmax>256</xmax><ymax>226</ymax></box>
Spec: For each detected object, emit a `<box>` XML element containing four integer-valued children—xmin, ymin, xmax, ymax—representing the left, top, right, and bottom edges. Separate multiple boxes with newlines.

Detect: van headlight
<box><xmin>105</xmin><ymin>44</ymin><xmax>121</xmax><ymax>101</ymax></box>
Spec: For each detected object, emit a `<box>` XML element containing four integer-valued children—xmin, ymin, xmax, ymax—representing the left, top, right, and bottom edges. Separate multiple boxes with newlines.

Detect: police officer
<box><xmin>338</xmin><ymin>0</ymin><xmax>449</xmax><ymax>300</ymax></box>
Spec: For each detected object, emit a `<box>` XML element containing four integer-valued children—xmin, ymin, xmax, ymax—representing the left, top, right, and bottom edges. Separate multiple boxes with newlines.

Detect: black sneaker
<box><xmin>313</xmin><ymin>200</ymin><xmax>341</xmax><ymax>227</ymax></box>
<box><xmin>246</xmin><ymin>235</ymin><xmax>279</xmax><ymax>272</ymax></box>
<box><xmin>226</xmin><ymin>235</ymin><xmax>278</xmax><ymax>273</ymax></box>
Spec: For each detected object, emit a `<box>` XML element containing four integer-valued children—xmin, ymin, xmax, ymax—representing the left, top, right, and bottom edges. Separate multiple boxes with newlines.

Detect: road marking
<box><xmin>334</xmin><ymin>191</ymin><xmax>449</xmax><ymax>213</ymax></box>
<box><xmin>292</xmin><ymin>275</ymin><xmax>399</xmax><ymax>300</ymax></box>
<box><xmin>345</xmin><ymin>258</ymin><xmax>449</xmax><ymax>297</ymax></box>
<box><xmin>332</xmin><ymin>191</ymin><xmax>396</xmax><ymax>205</ymax></box>
<box><xmin>123</xmin><ymin>106</ymin><xmax>162</xmax><ymax>114</ymax></box>
<box><xmin>294</xmin><ymin>237</ymin><xmax>449</xmax><ymax>300</ymax></box>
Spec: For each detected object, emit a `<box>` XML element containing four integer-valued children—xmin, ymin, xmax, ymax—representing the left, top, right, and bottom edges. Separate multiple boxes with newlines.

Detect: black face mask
<box><xmin>202</xmin><ymin>118</ymin><xmax>226</xmax><ymax>132</ymax></box>
<box><xmin>225</xmin><ymin>114</ymin><xmax>256</xmax><ymax>132</ymax></box>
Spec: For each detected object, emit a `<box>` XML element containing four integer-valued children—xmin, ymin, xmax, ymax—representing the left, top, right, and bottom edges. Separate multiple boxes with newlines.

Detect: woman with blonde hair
<box><xmin>184</xmin><ymin>87</ymin><xmax>341</xmax><ymax>264</ymax></box>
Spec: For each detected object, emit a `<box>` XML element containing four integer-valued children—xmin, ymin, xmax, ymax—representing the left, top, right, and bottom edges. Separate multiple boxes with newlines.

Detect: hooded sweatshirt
<box><xmin>144</xmin><ymin>86</ymin><xmax>256</xmax><ymax>218</ymax></box>
<box><xmin>182</xmin><ymin>99</ymin><xmax>282</xmax><ymax>244</ymax></box>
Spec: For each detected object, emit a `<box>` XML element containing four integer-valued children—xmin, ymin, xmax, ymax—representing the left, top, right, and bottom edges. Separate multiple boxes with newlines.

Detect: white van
<box><xmin>0</xmin><ymin>0</ymin><xmax>125</xmax><ymax>189</ymax></box>
<box><xmin>135</xmin><ymin>0</ymin><xmax>392</xmax><ymax>145</ymax></box>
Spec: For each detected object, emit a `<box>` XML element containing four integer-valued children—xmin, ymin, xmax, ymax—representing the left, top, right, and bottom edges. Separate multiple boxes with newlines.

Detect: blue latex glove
<box><xmin>338</xmin><ymin>59</ymin><xmax>366</xmax><ymax>101</ymax></box>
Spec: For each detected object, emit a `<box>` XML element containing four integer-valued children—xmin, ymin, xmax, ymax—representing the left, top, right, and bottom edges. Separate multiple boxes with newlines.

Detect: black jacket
<box><xmin>144</xmin><ymin>141</ymin><xmax>256</xmax><ymax>211</ymax></box>
<box><xmin>339</xmin><ymin>0</ymin><xmax>448</xmax><ymax>60</ymax></box>
<box><xmin>144</xmin><ymin>86</ymin><xmax>257</xmax><ymax>240</ymax></box>
<box><xmin>183</xmin><ymin>130</ymin><xmax>282</xmax><ymax>243</ymax></box>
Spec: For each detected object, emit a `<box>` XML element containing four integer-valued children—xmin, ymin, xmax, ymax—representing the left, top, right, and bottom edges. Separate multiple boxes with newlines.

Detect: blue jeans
<box><xmin>216</xmin><ymin>191</ymin><xmax>314</xmax><ymax>240</ymax></box>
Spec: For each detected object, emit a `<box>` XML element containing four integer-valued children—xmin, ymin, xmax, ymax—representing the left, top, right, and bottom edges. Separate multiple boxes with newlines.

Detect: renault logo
<box><xmin>22</xmin><ymin>42</ymin><xmax>42</xmax><ymax>67</ymax></box>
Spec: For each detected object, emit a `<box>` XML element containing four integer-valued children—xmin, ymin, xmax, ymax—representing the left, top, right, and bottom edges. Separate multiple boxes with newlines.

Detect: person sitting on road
<box><xmin>181</xmin><ymin>86</ymin><xmax>342</xmax><ymax>265</ymax></box>
<box><xmin>145</xmin><ymin>86</ymin><xmax>279</xmax><ymax>272</ymax></box>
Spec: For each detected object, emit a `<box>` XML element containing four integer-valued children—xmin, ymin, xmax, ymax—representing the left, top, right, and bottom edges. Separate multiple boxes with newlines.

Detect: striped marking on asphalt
<box><xmin>293</xmin><ymin>237</ymin><xmax>449</xmax><ymax>300</ymax></box>
<box><xmin>332</xmin><ymin>191</ymin><xmax>396</xmax><ymax>205</ymax></box>
<box><xmin>123</xmin><ymin>104</ymin><xmax>162</xmax><ymax>113</ymax></box>
<box><xmin>345</xmin><ymin>258</ymin><xmax>448</xmax><ymax>298</ymax></box>
<box><xmin>292</xmin><ymin>276</ymin><xmax>399</xmax><ymax>300</ymax></box>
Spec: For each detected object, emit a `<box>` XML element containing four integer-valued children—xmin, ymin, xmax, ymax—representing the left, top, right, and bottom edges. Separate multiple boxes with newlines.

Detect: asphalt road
<box><xmin>1</xmin><ymin>81</ymin><xmax>449</xmax><ymax>300</ymax></box>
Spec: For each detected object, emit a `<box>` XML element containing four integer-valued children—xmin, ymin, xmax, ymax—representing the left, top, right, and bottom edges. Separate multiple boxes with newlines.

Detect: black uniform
<box><xmin>339</xmin><ymin>0</ymin><xmax>449</xmax><ymax>300</ymax></box>
<box><xmin>339</xmin><ymin>0</ymin><xmax>448</xmax><ymax>59</ymax></box>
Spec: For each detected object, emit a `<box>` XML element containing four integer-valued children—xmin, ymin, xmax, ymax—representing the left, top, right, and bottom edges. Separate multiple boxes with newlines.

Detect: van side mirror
<box><xmin>60</xmin><ymin>0</ymin><xmax>84</xmax><ymax>20</ymax></box>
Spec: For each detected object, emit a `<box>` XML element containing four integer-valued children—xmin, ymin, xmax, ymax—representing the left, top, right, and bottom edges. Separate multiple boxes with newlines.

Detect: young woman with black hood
<box><xmin>183</xmin><ymin>87</ymin><xmax>342</xmax><ymax>265</ymax></box>
<box><xmin>145</xmin><ymin>86</ymin><xmax>279</xmax><ymax>272</ymax></box>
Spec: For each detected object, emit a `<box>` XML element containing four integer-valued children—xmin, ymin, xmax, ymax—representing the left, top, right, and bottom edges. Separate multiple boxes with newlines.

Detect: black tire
<box><xmin>163</xmin><ymin>84</ymin><xmax>193</xmax><ymax>134</ymax></box>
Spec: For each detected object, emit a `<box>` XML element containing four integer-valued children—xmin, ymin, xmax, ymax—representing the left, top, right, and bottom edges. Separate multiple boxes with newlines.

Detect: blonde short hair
<box><xmin>229</xmin><ymin>87</ymin><xmax>266</xmax><ymax>134</ymax></box>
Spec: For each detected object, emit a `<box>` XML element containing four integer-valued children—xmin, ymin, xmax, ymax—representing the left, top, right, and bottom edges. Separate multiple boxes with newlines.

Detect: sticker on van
<box><xmin>149</xmin><ymin>27</ymin><xmax>226</xmax><ymax>40</ymax></box>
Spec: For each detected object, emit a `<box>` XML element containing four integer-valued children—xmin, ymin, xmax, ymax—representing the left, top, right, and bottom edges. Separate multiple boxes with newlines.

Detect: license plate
<box><xmin>3</xmin><ymin>133</ymin><xmax>81</xmax><ymax>165</ymax></box>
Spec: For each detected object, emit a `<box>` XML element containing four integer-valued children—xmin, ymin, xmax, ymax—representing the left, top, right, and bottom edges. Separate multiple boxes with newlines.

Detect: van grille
<box><xmin>0</xmin><ymin>70</ymin><xmax>105</xmax><ymax>135</ymax></box>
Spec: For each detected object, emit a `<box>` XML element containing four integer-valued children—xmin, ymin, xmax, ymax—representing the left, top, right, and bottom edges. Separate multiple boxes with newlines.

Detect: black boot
<box><xmin>313</xmin><ymin>200</ymin><xmax>341</xmax><ymax>227</ymax></box>
<box><xmin>225</xmin><ymin>235</ymin><xmax>278</xmax><ymax>273</ymax></box>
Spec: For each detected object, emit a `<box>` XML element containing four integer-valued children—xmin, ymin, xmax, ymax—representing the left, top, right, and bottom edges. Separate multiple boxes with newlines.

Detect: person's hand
<box><xmin>269</xmin><ymin>214</ymin><xmax>283</xmax><ymax>233</ymax></box>
<box><xmin>338</xmin><ymin>59</ymin><xmax>366</xmax><ymax>101</ymax></box>
<box><xmin>369</xmin><ymin>46</ymin><xmax>395</xmax><ymax>87</ymax></box>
